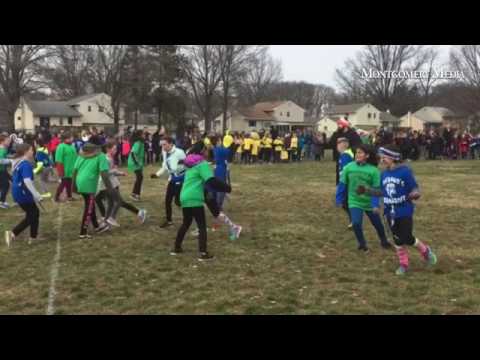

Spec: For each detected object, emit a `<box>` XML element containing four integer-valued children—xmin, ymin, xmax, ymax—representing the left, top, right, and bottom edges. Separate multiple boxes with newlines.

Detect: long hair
<box><xmin>357</xmin><ymin>144</ymin><xmax>378</xmax><ymax>166</ymax></box>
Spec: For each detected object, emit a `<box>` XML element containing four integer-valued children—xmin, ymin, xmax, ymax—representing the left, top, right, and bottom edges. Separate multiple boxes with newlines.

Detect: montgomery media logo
<box><xmin>360</xmin><ymin>69</ymin><xmax>465</xmax><ymax>80</ymax></box>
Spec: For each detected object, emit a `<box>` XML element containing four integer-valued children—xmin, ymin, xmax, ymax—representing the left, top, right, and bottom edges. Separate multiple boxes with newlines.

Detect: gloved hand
<box><xmin>356</xmin><ymin>185</ymin><xmax>367</xmax><ymax>195</ymax></box>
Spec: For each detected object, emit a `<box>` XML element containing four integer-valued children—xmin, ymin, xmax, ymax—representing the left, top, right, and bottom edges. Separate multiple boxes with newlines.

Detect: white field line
<box><xmin>46</xmin><ymin>204</ymin><xmax>63</xmax><ymax>315</ymax></box>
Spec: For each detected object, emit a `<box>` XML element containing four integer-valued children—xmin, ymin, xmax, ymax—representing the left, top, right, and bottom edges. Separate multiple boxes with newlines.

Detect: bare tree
<box><xmin>235</xmin><ymin>46</ymin><xmax>283</xmax><ymax>106</ymax></box>
<box><xmin>336</xmin><ymin>45</ymin><xmax>428</xmax><ymax>111</ymax></box>
<box><xmin>180</xmin><ymin>45</ymin><xmax>224</xmax><ymax>132</ymax></box>
<box><xmin>0</xmin><ymin>45</ymin><xmax>52</xmax><ymax>130</ymax></box>
<box><xmin>90</xmin><ymin>45</ymin><xmax>129</xmax><ymax>132</ymax></box>
<box><xmin>418</xmin><ymin>47</ymin><xmax>441</xmax><ymax>106</ymax></box>
<box><xmin>450</xmin><ymin>45</ymin><xmax>480</xmax><ymax>110</ymax></box>
<box><xmin>42</xmin><ymin>45</ymin><xmax>94</xmax><ymax>98</ymax></box>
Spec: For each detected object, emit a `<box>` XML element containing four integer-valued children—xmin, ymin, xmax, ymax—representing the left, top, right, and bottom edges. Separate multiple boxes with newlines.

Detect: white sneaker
<box><xmin>5</xmin><ymin>231</ymin><xmax>14</xmax><ymax>247</ymax></box>
<box><xmin>191</xmin><ymin>228</ymin><xmax>200</xmax><ymax>237</ymax></box>
<box><xmin>0</xmin><ymin>202</ymin><xmax>10</xmax><ymax>209</ymax></box>
<box><xmin>106</xmin><ymin>217</ymin><xmax>120</xmax><ymax>227</ymax></box>
<box><xmin>137</xmin><ymin>209</ymin><xmax>147</xmax><ymax>224</ymax></box>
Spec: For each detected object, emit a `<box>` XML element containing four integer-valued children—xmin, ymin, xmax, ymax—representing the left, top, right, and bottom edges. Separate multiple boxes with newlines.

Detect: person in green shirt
<box><xmin>128</xmin><ymin>130</ymin><xmax>145</xmax><ymax>201</ymax></box>
<box><xmin>336</xmin><ymin>144</ymin><xmax>391</xmax><ymax>252</ymax></box>
<box><xmin>54</xmin><ymin>132</ymin><xmax>78</xmax><ymax>202</ymax></box>
<box><xmin>72</xmin><ymin>141</ymin><xmax>113</xmax><ymax>239</ymax></box>
<box><xmin>0</xmin><ymin>133</ymin><xmax>12</xmax><ymax>208</ymax></box>
<box><xmin>171</xmin><ymin>141</ymin><xmax>232</xmax><ymax>261</ymax></box>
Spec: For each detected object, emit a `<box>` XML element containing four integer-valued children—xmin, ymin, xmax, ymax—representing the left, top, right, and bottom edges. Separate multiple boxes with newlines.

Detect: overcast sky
<box><xmin>269</xmin><ymin>45</ymin><xmax>453</xmax><ymax>90</ymax></box>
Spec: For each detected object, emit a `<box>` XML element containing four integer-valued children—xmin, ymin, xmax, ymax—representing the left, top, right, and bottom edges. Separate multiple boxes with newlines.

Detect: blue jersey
<box><xmin>213</xmin><ymin>146</ymin><xmax>230</xmax><ymax>181</ymax></box>
<box><xmin>381</xmin><ymin>165</ymin><xmax>418</xmax><ymax>219</ymax></box>
<box><xmin>12</xmin><ymin>160</ymin><xmax>35</xmax><ymax>204</ymax></box>
<box><xmin>35</xmin><ymin>147</ymin><xmax>53</xmax><ymax>168</ymax></box>
<box><xmin>338</xmin><ymin>150</ymin><xmax>354</xmax><ymax>175</ymax></box>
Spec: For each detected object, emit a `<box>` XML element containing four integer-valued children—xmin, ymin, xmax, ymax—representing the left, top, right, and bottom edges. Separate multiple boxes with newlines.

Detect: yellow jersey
<box><xmin>273</xmin><ymin>139</ymin><xmax>283</xmax><ymax>152</ymax></box>
<box><xmin>251</xmin><ymin>140</ymin><xmax>261</xmax><ymax>156</ymax></box>
<box><xmin>263</xmin><ymin>137</ymin><xmax>272</xmax><ymax>149</ymax></box>
<box><xmin>290</xmin><ymin>136</ymin><xmax>298</xmax><ymax>149</ymax></box>
<box><xmin>236</xmin><ymin>139</ymin><xmax>244</xmax><ymax>153</ymax></box>
<box><xmin>243</xmin><ymin>138</ymin><xmax>253</xmax><ymax>151</ymax></box>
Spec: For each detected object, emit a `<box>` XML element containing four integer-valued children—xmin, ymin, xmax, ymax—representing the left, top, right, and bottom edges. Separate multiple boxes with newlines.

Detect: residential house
<box><xmin>399</xmin><ymin>107</ymin><xmax>467</xmax><ymax>132</ymax></box>
<box><xmin>201</xmin><ymin>101</ymin><xmax>307</xmax><ymax>133</ymax></box>
<box><xmin>379</xmin><ymin>111</ymin><xmax>401</xmax><ymax>128</ymax></box>
<box><xmin>14</xmin><ymin>93</ymin><xmax>126</xmax><ymax>133</ymax></box>
<box><xmin>323</xmin><ymin>103</ymin><xmax>382</xmax><ymax>130</ymax></box>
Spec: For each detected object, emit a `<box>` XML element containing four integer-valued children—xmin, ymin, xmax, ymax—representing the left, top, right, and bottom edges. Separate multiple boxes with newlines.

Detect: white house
<box><xmin>325</xmin><ymin>103</ymin><xmax>382</xmax><ymax>130</ymax></box>
<box><xmin>316</xmin><ymin>117</ymin><xmax>338</xmax><ymax>137</ymax></box>
<box><xmin>399</xmin><ymin>107</ymin><xmax>462</xmax><ymax>132</ymax></box>
<box><xmin>15</xmin><ymin>93</ymin><xmax>126</xmax><ymax>132</ymax></box>
<box><xmin>200</xmin><ymin>100</ymin><xmax>308</xmax><ymax>133</ymax></box>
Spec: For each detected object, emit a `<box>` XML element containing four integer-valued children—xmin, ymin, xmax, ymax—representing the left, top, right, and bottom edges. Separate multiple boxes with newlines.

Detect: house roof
<box><xmin>379</xmin><ymin>111</ymin><xmax>400</xmax><ymax>123</ymax></box>
<box><xmin>26</xmin><ymin>100</ymin><xmax>82</xmax><ymax>118</ymax></box>
<box><xmin>65</xmin><ymin>93</ymin><xmax>102</xmax><ymax>105</ymax></box>
<box><xmin>328</xmin><ymin>103</ymin><xmax>368</xmax><ymax>115</ymax></box>
<box><xmin>413</xmin><ymin>107</ymin><xmax>456</xmax><ymax>124</ymax></box>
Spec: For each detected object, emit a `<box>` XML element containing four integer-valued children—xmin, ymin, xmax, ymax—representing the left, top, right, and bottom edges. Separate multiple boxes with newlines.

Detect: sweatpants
<box><xmin>174</xmin><ymin>207</ymin><xmax>207</xmax><ymax>253</ymax></box>
<box><xmin>132</xmin><ymin>169</ymin><xmax>143</xmax><ymax>196</ymax></box>
<box><xmin>165</xmin><ymin>180</ymin><xmax>182</xmax><ymax>222</ymax></box>
<box><xmin>0</xmin><ymin>171</ymin><xmax>10</xmax><ymax>202</ymax></box>
<box><xmin>13</xmin><ymin>202</ymin><xmax>40</xmax><ymax>238</ymax></box>
<box><xmin>350</xmin><ymin>207</ymin><xmax>388</xmax><ymax>248</ymax></box>
<box><xmin>80</xmin><ymin>193</ymin><xmax>99</xmax><ymax>235</ymax></box>
<box><xmin>38</xmin><ymin>168</ymin><xmax>53</xmax><ymax>194</ymax></box>
<box><xmin>55</xmin><ymin>178</ymin><xmax>72</xmax><ymax>200</ymax></box>
<box><xmin>97</xmin><ymin>188</ymin><xmax>139</xmax><ymax>220</ymax></box>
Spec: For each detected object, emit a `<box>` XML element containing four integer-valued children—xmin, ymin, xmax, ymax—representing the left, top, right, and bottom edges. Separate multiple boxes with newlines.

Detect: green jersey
<box><xmin>180</xmin><ymin>161</ymin><xmax>214</xmax><ymax>208</ymax></box>
<box><xmin>128</xmin><ymin>141</ymin><xmax>144</xmax><ymax>172</ymax></box>
<box><xmin>0</xmin><ymin>146</ymin><xmax>8</xmax><ymax>172</ymax></box>
<box><xmin>74</xmin><ymin>152</ymin><xmax>110</xmax><ymax>194</ymax></box>
<box><xmin>55</xmin><ymin>143</ymin><xmax>77</xmax><ymax>178</ymax></box>
<box><xmin>340</xmin><ymin>161</ymin><xmax>380</xmax><ymax>211</ymax></box>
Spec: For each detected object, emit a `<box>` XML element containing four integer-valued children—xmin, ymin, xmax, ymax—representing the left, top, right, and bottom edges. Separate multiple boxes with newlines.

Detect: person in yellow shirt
<box><xmin>273</xmin><ymin>135</ymin><xmax>284</xmax><ymax>163</ymax></box>
<box><xmin>262</xmin><ymin>133</ymin><xmax>273</xmax><ymax>164</ymax></box>
<box><xmin>243</xmin><ymin>134</ymin><xmax>252</xmax><ymax>164</ymax></box>
<box><xmin>251</xmin><ymin>137</ymin><xmax>259</xmax><ymax>164</ymax></box>
<box><xmin>290</xmin><ymin>132</ymin><xmax>299</xmax><ymax>162</ymax></box>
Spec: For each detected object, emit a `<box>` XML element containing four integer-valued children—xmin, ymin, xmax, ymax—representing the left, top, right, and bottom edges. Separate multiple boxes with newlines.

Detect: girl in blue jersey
<box><xmin>357</xmin><ymin>144</ymin><xmax>437</xmax><ymax>275</ymax></box>
<box><xmin>5</xmin><ymin>143</ymin><xmax>44</xmax><ymax>247</ymax></box>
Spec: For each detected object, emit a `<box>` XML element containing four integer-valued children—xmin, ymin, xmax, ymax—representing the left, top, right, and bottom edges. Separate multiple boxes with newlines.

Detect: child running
<box><xmin>96</xmin><ymin>140</ymin><xmax>147</xmax><ymax>227</ymax></box>
<box><xmin>336</xmin><ymin>144</ymin><xmax>391</xmax><ymax>252</ymax></box>
<box><xmin>357</xmin><ymin>145</ymin><xmax>437</xmax><ymax>275</ymax></box>
<box><xmin>54</xmin><ymin>132</ymin><xmax>77</xmax><ymax>202</ymax></box>
<box><xmin>72</xmin><ymin>142</ymin><xmax>112</xmax><ymax>239</ymax></box>
<box><xmin>171</xmin><ymin>141</ymin><xmax>233</xmax><ymax>261</ymax></box>
<box><xmin>34</xmin><ymin>139</ymin><xmax>55</xmax><ymax>198</ymax></box>
<box><xmin>5</xmin><ymin>144</ymin><xmax>44</xmax><ymax>247</ymax></box>
<box><xmin>337</xmin><ymin>137</ymin><xmax>355</xmax><ymax>229</ymax></box>
<box><xmin>128</xmin><ymin>130</ymin><xmax>145</xmax><ymax>201</ymax></box>
<box><xmin>0</xmin><ymin>133</ymin><xmax>12</xmax><ymax>209</ymax></box>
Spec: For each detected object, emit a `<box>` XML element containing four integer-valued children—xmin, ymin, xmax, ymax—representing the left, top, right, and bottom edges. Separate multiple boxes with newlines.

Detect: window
<box><xmin>59</xmin><ymin>118</ymin><xmax>63</xmax><ymax>126</ymax></box>
<box><xmin>373</xmin><ymin>113</ymin><xmax>376</xmax><ymax>119</ymax></box>
<box><xmin>88</xmin><ymin>106</ymin><xmax>92</xmax><ymax>112</ymax></box>
<box><xmin>280</xmin><ymin>112</ymin><xmax>283</xmax><ymax>116</ymax></box>
<box><xmin>17</xmin><ymin>117</ymin><xmax>21</xmax><ymax>121</ymax></box>
<box><xmin>68</xmin><ymin>117</ymin><xmax>73</xmax><ymax>125</ymax></box>
<box><xmin>98</xmin><ymin>106</ymin><xmax>104</xmax><ymax>112</ymax></box>
<box><xmin>248</xmin><ymin>120</ymin><xmax>257</xmax><ymax>128</ymax></box>
<box><xmin>287</xmin><ymin>112</ymin><xmax>290</xmax><ymax>117</ymax></box>
<box><xmin>368</xmin><ymin>113</ymin><xmax>372</xmax><ymax>119</ymax></box>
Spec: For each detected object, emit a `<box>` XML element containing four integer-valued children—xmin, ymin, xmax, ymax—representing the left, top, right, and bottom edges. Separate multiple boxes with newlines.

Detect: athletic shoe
<box><xmin>28</xmin><ymin>237</ymin><xmax>41</xmax><ymax>245</ymax></box>
<box><xmin>381</xmin><ymin>242</ymin><xmax>392</xmax><ymax>249</ymax></box>
<box><xmin>95</xmin><ymin>223</ymin><xmax>111</xmax><ymax>234</ymax></box>
<box><xmin>425</xmin><ymin>247</ymin><xmax>438</xmax><ymax>266</ymax></box>
<box><xmin>106</xmin><ymin>217</ymin><xmax>120</xmax><ymax>227</ymax></box>
<box><xmin>198</xmin><ymin>252</ymin><xmax>214</xmax><ymax>261</ymax></box>
<box><xmin>0</xmin><ymin>202</ymin><xmax>10</xmax><ymax>209</ymax></box>
<box><xmin>395</xmin><ymin>266</ymin><xmax>408</xmax><ymax>276</ymax></box>
<box><xmin>159</xmin><ymin>221</ymin><xmax>173</xmax><ymax>229</ymax></box>
<box><xmin>41</xmin><ymin>192</ymin><xmax>52</xmax><ymax>199</ymax></box>
<box><xmin>229</xmin><ymin>225</ymin><xmax>242</xmax><ymax>241</ymax></box>
<box><xmin>79</xmin><ymin>234</ymin><xmax>92</xmax><ymax>239</ymax></box>
<box><xmin>137</xmin><ymin>209</ymin><xmax>147</xmax><ymax>224</ymax></box>
<box><xmin>130</xmin><ymin>194</ymin><xmax>141</xmax><ymax>202</ymax></box>
<box><xmin>347</xmin><ymin>223</ymin><xmax>353</xmax><ymax>230</ymax></box>
<box><xmin>191</xmin><ymin>228</ymin><xmax>200</xmax><ymax>237</ymax></box>
<box><xmin>358</xmin><ymin>245</ymin><xmax>369</xmax><ymax>253</ymax></box>
<box><xmin>5</xmin><ymin>231</ymin><xmax>14</xmax><ymax>247</ymax></box>
<box><xmin>211</xmin><ymin>222</ymin><xmax>220</xmax><ymax>232</ymax></box>
<box><xmin>170</xmin><ymin>248</ymin><xmax>183</xmax><ymax>256</ymax></box>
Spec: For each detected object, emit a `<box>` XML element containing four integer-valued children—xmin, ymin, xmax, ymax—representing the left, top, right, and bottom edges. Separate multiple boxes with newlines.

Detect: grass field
<box><xmin>1</xmin><ymin>155</ymin><xmax>480</xmax><ymax>314</ymax></box>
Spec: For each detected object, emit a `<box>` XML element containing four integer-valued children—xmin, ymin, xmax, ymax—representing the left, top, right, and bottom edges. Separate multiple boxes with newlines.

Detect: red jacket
<box><xmin>48</xmin><ymin>136</ymin><xmax>61</xmax><ymax>154</ymax></box>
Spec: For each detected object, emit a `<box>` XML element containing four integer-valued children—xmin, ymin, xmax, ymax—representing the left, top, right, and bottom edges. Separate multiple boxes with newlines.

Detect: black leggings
<box><xmin>80</xmin><ymin>193</ymin><xmax>99</xmax><ymax>235</ymax></box>
<box><xmin>13</xmin><ymin>202</ymin><xmax>40</xmax><ymax>238</ymax></box>
<box><xmin>132</xmin><ymin>169</ymin><xmax>143</xmax><ymax>196</ymax></box>
<box><xmin>165</xmin><ymin>180</ymin><xmax>182</xmax><ymax>222</ymax></box>
<box><xmin>0</xmin><ymin>171</ymin><xmax>10</xmax><ymax>202</ymax></box>
<box><xmin>175</xmin><ymin>207</ymin><xmax>207</xmax><ymax>253</ymax></box>
<box><xmin>386</xmin><ymin>216</ymin><xmax>415</xmax><ymax>246</ymax></box>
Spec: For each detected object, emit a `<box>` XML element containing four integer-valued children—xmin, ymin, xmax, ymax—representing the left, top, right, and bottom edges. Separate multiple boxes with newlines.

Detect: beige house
<box><xmin>325</xmin><ymin>103</ymin><xmax>382</xmax><ymax>130</ymax></box>
<box><xmin>316</xmin><ymin>117</ymin><xmax>338</xmax><ymax>138</ymax></box>
<box><xmin>15</xmin><ymin>93</ymin><xmax>125</xmax><ymax>132</ymax></box>
<box><xmin>399</xmin><ymin>107</ymin><xmax>461</xmax><ymax>132</ymax></box>
<box><xmin>201</xmin><ymin>101</ymin><xmax>307</xmax><ymax>133</ymax></box>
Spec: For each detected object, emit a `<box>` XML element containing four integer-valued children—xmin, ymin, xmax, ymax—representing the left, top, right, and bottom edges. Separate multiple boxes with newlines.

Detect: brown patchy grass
<box><xmin>1</xmin><ymin>155</ymin><xmax>480</xmax><ymax>314</ymax></box>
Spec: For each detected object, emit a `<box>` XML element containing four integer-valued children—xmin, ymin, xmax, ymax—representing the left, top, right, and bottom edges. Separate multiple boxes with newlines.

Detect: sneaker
<box><xmin>95</xmin><ymin>223</ymin><xmax>111</xmax><ymax>234</ymax></box>
<box><xmin>381</xmin><ymin>242</ymin><xmax>392</xmax><ymax>250</ymax></box>
<box><xmin>395</xmin><ymin>266</ymin><xmax>408</xmax><ymax>276</ymax></box>
<box><xmin>41</xmin><ymin>192</ymin><xmax>52</xmax><ymax>199</ymax></box>
<box><xmin>425</xmin><ymin>247</ymin><xmax>438</xmax><ymax>266</ymax></box>
<box><xmin>137</xmin><ymin>209</ymin><xmax>147</xmax><ymax>224</ymax></box>
<box><xmin>130</xmin><ymin>194</ymin><xmax>141</xmax><ymax>202</ymax></box>
<box><xmin>106</xmin><ymin>217</ymin><xmax>120</xmax><ymax>227</ymax></box>
<box><xmin>198</xmin><ymin>252</ymin><xmax>214</xmax><ymax>261</ymax></box>
<box><xmin>159</xmin><ymin>221</ymin><xmax>173</xmax><ymax>229</ymax></box>
<box><xmin>5</xmin><ymin>231</ymin><xmax>14</xmax><ymax>247</ymax></box>
<box><xmin>191</xmin><ymin>228</ymin><xmax>200</xmax><ymax>237</ymax></box>
<box><xmin>0</xmin><ymin>202</ymin><xmax>10</xmax><ymax>209</ymax></box>
<box><xmin>358</xmin><ymin>245</ymin><xmax>369</xmax><ymax>253</ymax></box>
<box><xmin>79</xmin><ymin>234</ymin><xmax>92</xmax><ymax>239</ymax></box>
<box><xmin>347</xmin><ymin>223</ymin><xmax>353</xmax><ymax>230</ymax></box>
<box><xmin>229</xmin><ymin>225</ymin><xmax>242</xmax><ymax>241</ymax></box>
<box><xmin>170</xmin><ymin>248</ymin><xmax>183</xmax><ymax>256</ymax></box>
<box><xmin>211</xmin><ymin>222</ymin><xmax>220</xmax><ymax>232</ymax></box>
